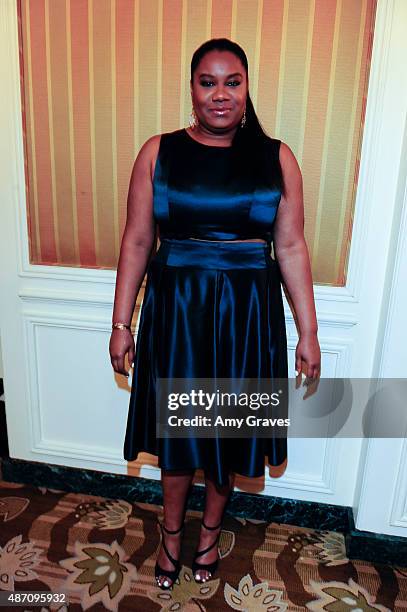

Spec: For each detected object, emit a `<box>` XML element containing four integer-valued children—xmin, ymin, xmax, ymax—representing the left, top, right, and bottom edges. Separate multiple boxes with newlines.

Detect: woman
<box><xmin>110</xmin><ymin>38</ymin><xmax>320</xmax><ymax>590</ymax></box>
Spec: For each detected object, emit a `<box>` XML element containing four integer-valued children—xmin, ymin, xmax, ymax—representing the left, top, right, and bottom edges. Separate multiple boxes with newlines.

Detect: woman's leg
<box><xmin>156</xmin><ymin>469</ymin><xmax>195</xmax><ymax>587</ymax></box>
<box><xmin>194</xmin><ymin>470</ymin><xmax>235</xmax><ymax>582</ymax></box>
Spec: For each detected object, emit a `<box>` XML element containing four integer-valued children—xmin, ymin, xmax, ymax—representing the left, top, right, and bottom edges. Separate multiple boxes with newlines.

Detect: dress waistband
<box><xmin>152</xmin><ymin>237</ymin><xmax>276</xmax><ymax>270</ymax></box>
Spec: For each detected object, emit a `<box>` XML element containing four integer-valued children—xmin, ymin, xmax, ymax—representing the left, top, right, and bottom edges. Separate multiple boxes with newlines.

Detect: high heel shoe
<box><xmin>155</xmin><ymin>520</ymin><xmax>184</xmax><ymax>590</ymax></box>
<box><xmin>192</xmin><ymin>518</ymin><xmax>222</xmax><ymax>583</ymax></box>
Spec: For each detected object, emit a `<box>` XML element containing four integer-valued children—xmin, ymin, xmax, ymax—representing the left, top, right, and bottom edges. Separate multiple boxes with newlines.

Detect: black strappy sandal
<box><xmin>192</xmin><ymin>518</ymin><xmax>222</xmax><ymax>583</ymax></box>
<box><xmin>155</xmin><ymin>520</ymin><xmax>184</xmax><ymax>590</ymax></box>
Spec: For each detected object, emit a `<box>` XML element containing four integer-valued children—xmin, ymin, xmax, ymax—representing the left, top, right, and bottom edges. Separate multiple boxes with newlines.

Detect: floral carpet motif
<box><xmin>0</xmin><ymin>481</ymin><xmax>406</xmax><ymax>611</ymax></box>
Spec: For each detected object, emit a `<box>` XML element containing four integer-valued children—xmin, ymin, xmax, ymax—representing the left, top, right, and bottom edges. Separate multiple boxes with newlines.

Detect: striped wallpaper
<box><xmin>18</xmin><ymin>0</ymin><xmax>376</xmax><ymax>285</ymax></box>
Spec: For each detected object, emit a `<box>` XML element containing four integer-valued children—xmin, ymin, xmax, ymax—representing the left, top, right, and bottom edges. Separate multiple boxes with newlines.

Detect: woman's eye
<box><xmin>199</xmin><ymin>80</ymin><xmax>241</xmax><ymax>87</ymax></box>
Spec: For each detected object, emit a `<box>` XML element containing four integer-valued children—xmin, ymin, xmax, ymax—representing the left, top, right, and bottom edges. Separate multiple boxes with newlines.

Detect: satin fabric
<box><xmin>153</xmin><ymin>128</ymin><xmax>282</xmax><ymax>244</ymax></box>
<box><xmin>123</xmin><ymin>128</ymin><xmax>288</xmax><ymax>486</ymax></box>
<box><xmin>124</xmin><ymin>238</ymin><xmax>288</xmax><ymax>486</ymax></box>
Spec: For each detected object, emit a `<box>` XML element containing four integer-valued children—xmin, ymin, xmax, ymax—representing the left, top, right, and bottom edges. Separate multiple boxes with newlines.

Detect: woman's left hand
<box><xmin>295</xmin><ymin>332</ymin><xmax>321</xmax><ymax>380</ymax></box>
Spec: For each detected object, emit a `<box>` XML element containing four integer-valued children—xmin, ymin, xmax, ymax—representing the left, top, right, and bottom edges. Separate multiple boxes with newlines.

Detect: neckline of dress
<box><xmin>183</xmin><ymin>128</ymin><xmax>233</xmax><ymax>149</ymax></box>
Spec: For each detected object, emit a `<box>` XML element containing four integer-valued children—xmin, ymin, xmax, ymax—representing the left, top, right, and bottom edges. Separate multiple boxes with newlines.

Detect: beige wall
<box><xmin>19</xmin><ymin>0</ymin><xmax>376</xmax><ymax>285</ymax></box>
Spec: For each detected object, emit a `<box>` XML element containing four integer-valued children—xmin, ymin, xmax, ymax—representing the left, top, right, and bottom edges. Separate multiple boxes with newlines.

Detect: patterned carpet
<box><xmin>0</xmin><ymin>480</ymin><xmax>406</xmax><ymax>611</ymax></box>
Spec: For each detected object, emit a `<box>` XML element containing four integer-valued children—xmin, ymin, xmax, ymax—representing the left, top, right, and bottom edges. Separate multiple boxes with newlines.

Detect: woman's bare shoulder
<box><xmin>138</xmin><ymin>133</ymin><xmax>162</xmax><ymax>157</ymax></box>
<box><xmin>279</xmin><ymin>141</ymin><xmax>299</xmax><ymax>165</ymax></box>
<box><xmin>132</xmin><ymin>134</ymin><xmax>162</xmax><ymax>182</ymax></box>
<box><xmin>139</xmin><ymin>130</ymin><xmax>183</xmax><ymax>179</ymax></box>
<box><xmin>278</xmin><ymin>141</ymin><xmax>302</xmax><ymax>184</ymax></box>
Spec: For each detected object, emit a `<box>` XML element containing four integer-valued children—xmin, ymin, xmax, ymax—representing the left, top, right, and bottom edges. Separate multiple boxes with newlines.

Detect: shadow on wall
<box><xmin>0</xmin><ymin>333</ymin><xmax>9</xmax><ymax>458</ymax></box>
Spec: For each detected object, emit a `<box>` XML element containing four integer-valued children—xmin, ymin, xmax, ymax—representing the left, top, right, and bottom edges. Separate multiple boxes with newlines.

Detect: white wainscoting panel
<box><xmin>23</xmin><ymin>313</ymin><xmax>128</xmax><ymax>459</ymax></box>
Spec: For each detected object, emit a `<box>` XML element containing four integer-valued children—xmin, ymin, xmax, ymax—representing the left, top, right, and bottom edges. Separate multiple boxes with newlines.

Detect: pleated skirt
<box><xmin>124</xmin><ymin>237</ymin><xmax>288</xmax><ymax>486</ymax></box>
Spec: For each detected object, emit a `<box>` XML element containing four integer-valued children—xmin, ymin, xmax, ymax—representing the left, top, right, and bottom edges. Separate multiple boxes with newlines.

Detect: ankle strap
<box><xmin>202</xmin><ymin>518</ymin><xmax>222</xmax><ymax>531</ymax></box>
<box><xmin>159</xmin><ymin>521</ymin><xmax>184</xmax><ymax>535</ymax></box>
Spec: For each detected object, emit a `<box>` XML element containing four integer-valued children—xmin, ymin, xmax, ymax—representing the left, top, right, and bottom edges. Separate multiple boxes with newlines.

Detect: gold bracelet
<box><xmin>112</xmin><ymin>322</ymin><xmax>131</xmax><ymax>331</ymax></box>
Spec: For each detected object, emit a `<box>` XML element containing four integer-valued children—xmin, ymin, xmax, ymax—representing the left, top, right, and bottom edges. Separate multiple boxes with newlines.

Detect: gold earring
<box><xmin>240</xmin><ymin>109</ymin><xmax>246</xmax><ymax>128</ymax></box>
<box><xmin>189</xmin><ymin>108</ymin><xmax>198</xmax><ymax>130</ymax></box>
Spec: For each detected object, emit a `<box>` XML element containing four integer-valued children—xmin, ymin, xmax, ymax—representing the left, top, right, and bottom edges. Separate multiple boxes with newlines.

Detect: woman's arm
<box><xmin>109</xmin><ymin>135</ymin><xmax>160</xmax><ymax>377</ymax></box>
<box><xmin>273</xmin><ymin>142</ymin><xmax>321</xmax><ymax>379</ymax></box>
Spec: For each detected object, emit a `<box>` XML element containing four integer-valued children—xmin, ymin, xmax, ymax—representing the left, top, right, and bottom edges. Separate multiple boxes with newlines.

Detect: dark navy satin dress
<box><xmin>124</xmin><ymin>128</ymin><xmax>288</xmax><ymax>486</ymax></box>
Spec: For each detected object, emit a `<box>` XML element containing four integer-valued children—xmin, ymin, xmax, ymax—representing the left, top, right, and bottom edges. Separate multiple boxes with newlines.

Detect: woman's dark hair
<box><xmin>190</xmin><ymin>38</ymin><xmax>284</xmax><ymax>194</ymax></box>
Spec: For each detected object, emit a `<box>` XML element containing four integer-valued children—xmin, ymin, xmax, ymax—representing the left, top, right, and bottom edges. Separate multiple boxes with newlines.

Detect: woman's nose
<box><xmin>212</xmin><ymin>87</ymin><xmax>230</xmax><ymax>100</ymax></box>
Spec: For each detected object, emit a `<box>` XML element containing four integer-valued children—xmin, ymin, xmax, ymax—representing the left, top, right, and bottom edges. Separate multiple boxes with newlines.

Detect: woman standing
<box><xmin>110</xmin><ymin>38</ymin><xmax>320</xmax><ymax>590</ymax></box>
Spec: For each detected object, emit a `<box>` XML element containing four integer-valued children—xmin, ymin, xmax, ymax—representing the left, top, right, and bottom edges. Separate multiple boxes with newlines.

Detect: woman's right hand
<box><xmin>109</xmin><ymin>329</ymin><xmax>135</xmax><ymax>378</ymax></box>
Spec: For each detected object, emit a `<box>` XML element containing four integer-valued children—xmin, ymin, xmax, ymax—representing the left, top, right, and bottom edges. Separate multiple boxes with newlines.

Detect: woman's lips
<box><xmin>209</xmin><ymin>108</ymin><xmax>232</xmax><ymax>116</ymax></box>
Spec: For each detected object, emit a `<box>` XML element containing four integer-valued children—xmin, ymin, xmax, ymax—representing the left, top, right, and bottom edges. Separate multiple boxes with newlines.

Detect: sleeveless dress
<box><xmin>123</xmin><ymin>128</ymin><xmax>288</xmax><ymax>486</ymax></box>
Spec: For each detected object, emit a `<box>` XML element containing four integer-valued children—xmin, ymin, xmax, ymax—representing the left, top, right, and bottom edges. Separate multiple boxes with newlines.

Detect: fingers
<box><xmin>295</xmin><ymin>358</ymin><xmax>321</xmax><ymax>381</ymax></box>
<box><xmin>303</xmin><ymin>363</ymin><xmax>321</xmax><ymax>381</ymax></box>
<box><xmin>110</xmin><ymin>348</ymin><xmax>130</xmax><ymax>377</ymax></box>
<box><xmin>310</xmin><ymin>366</ymin><xmax>321</xmax><ymax>379</ymax></box>
<box><xmin>128</xmin><ymin>342</ymin><xmax>135</xmax><ymax>369</ymax></box>
<box><xmin>295</xmin><ymin>340</ymin><xmax>321</xmax><ymax>380</ymax></box>
<box><xmin>109</xmin><ymin>331</ymin><xmax>134</xmax><ymax>378</ymax></box>
<box><xmin>116</xmin><ymin>355</ymin><xmax>128</xmax><ymax>377</ymax></box>
<box><xmin>295</xmin><ymin>355</ymin><xmax>302</xmax><ymax>377</ymax></box>
<box><xmin>110</xmin><ymin>356</ymin><xmax>129</xmax><ymax>377</ymax></box>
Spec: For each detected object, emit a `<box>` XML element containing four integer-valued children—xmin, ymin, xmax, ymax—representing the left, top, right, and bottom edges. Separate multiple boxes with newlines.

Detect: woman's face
<box><xmin>190</xmin><ymin>50</ymin><xmax>248</xmax><ymax>133</ymax></box>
